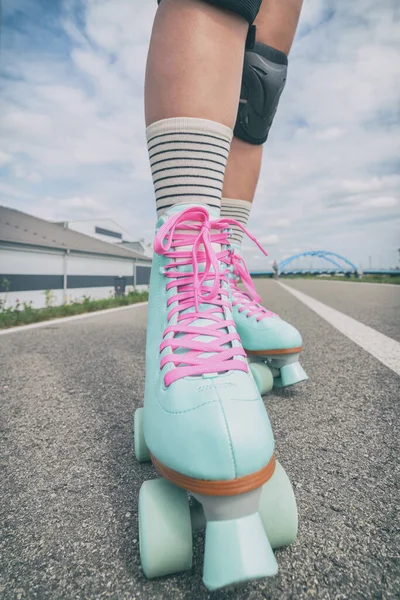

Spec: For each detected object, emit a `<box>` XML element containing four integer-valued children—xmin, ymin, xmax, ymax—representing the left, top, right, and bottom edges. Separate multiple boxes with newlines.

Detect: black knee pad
<box><xmin>157</xmin><ymin>0</ymin><xmax>262</xmax><ymax>24</ymax></box>
<box><xmin>234</xmin><ymin>42</ymin><xmax>288</xmax><ymax>145</ymax></box>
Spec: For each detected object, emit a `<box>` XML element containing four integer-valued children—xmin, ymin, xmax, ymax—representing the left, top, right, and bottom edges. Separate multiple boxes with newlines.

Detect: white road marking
<box><xmin>292</xmin><ymin>279</ymin><xmax>399</xmax><ymax>289</ymax></box>
<box><xmin>0</xmin><ymin>302</ymin><xmax>148</xmax><ymax>336</ymax></box>
<box><xmin>278</xmin><ymin>282</ymin><xmax>400</xmax><ymax>377</ymax></box>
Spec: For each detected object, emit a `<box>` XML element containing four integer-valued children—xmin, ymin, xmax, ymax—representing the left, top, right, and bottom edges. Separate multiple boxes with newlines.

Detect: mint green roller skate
<box><xmin>226</xmin><ymin>244</ymin><xmax>308</xmax><ymax>395</ymax></box>
<box><xmin>134</xmin><ymin>205</ymin><xmax>298</xmax><ymax>591</ymax></box>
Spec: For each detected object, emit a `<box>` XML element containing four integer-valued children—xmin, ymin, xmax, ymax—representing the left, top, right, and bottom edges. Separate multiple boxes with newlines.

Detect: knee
<box><xmin>234</xmin><ymin>42</ymin><xmax>288</xmax><ymax>145</ymax></box>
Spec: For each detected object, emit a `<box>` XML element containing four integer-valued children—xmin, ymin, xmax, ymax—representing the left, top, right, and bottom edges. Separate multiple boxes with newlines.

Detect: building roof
<box><xmin>0</xmin><ymin>205</ymin><xmax>151</xmax><ymax>261</ymax></box>
<box><xmin>120</xmin><ymin>241</ymin><xmax>146</xmax><ymax>252</ymax></box>
<box><xmin>120</xmin><ymin>240</ymin><xmax>153</xmax><ymax>257</ymax></box>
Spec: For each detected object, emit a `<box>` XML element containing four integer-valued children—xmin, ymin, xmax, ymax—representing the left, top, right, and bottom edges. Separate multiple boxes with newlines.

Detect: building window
<box><xmin>95</xmin><ymin>226</ymin><xmax>122</xmax><ymax>240</ymax></box>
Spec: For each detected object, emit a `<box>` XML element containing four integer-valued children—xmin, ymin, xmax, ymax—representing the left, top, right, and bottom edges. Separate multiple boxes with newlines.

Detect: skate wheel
<box><xmin>258</xmin><ymin>461</ymin><xmax>298</xmax><ymax>548</ymax></box>
<box><xmin>139</xmin><ymin>478</ymin><xmax>193</xmax><ymax>578</ymax></box>
<box><xmin>134</xmin><ymin>407</ymin><xmax>150</xmax><ymax>462</ymax></box>
<box><xmin>249</xmin><ymin>361</ymin><xmax>274</xmax><ymax>396</ymax></box>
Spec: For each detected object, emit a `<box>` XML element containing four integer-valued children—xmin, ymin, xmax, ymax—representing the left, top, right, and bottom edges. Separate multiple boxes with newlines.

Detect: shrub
<box><xmin>0</xmin><ymin>289</ymin><xmax>149</xmax><ymax>329</ymax></box>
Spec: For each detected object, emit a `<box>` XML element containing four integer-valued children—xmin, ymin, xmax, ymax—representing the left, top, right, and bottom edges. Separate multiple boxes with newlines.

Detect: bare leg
<box><xmin>145</xmin><ymin>0</ymin><xmax>248</xmax><ymax>128</ymax></box>
<box><xmin>216</xmin><ymin>1</ymin><xmax>308</xmax><ymax>393</ymax></box>
<box><xmin>223</xmin><ymin>0</ymin><xmax>303</xmax><ymax>202</ymax></box>
<box><xmin>255</xmin><ymin>0</ymin><xmax>304</xmax><ymax>54</ymax></box>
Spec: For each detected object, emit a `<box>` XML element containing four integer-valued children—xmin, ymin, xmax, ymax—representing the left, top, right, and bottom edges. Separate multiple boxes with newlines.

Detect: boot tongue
<box><xmin>175</xmin><ymin>257</ymin><xmax>229</xmax><ymax>361</ymax></box>
<box><xmin>161</xmin><ymin>204</ymin><xmax>231</xmax><ymax>364</ymax></box>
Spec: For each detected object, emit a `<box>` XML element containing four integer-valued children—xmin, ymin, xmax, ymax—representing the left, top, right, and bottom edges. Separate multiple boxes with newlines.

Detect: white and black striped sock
<box><xmin>147</xmin><ymin>118</ymin><xmax>233</xmax><ymax>217</ymax></box>
<box><xmin>221</xmin><ymin>198</ymin><xmax>252</xmax><ymax>245</ymax></box>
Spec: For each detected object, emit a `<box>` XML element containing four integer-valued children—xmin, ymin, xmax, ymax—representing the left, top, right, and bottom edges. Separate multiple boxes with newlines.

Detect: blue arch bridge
<box><xmin>250</xmin><ymin>250</ymin><xmax>362</xmax><ymax>278</ymax></box>
<box><xmin>250</xmin><ymin>250</ymin><xmax>399</xmax><ymax>278</ymax></box>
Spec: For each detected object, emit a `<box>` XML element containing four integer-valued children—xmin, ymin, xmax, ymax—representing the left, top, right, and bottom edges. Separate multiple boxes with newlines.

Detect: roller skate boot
<box><xmin>134</xmin><ymin>205</ymin><xmax>298</xmax><ymax>590</ymax></box>
<box><xmin>227</xmin><ymin>243</ymin><xmax>308</xmax><ymax>395</ymax></box>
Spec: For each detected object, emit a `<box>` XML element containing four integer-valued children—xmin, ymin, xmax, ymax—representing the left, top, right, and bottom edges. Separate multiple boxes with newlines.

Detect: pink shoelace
<box><xmin>154</xmin><ymin>206</ymin><xmax>249</xmax><ymax>386</ymax></box>
<box><xmin>229</xmin><ymin>250</ymin><xmax>278</xmax><ymax>322</ymax></box>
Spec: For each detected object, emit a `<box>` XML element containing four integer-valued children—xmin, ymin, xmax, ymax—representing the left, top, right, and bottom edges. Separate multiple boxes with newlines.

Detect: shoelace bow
<box><xmin>154</xmin><ymin>207</ymin><xmax>254</xmax><ymax>386</ymax></box>
<box><xmin>228</xmin><ymin>249</ymin><xmax>278</xmax><ymax>322</ymax></box>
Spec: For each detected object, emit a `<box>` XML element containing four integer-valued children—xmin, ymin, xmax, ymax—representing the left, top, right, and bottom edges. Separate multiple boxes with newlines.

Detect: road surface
<box><xmin>1</xmin><ymin>280</ymin><xmax>399</xmax><ymax>599</ymax></box>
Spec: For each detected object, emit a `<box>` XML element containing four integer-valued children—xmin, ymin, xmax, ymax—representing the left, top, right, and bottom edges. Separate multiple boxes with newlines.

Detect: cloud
<box><xmin>26</xmin><ymin>195</ymin><xmax>109</xmax><ymax>222</ymax></box>
<box><xmin>0</xmin><ymin>0</ymin><xmax>399</xmax><ymax>269</ymax></box>
<box><xmin>268</xmin><ymin>218</ymin><xmax>291</xmax><ymax>229</ymax></box>
<box><xmin>361</xmin><ymin>196</ymin><xmax>398</xmax><ymax>209</ymax></box>
<box><xmin>257</xmin><ymin>234</ymin><xmax>280</xmax><ymax>246</ymax></box>
<box><xmin>315</xmin><ymin>128</ymin><xmax>344</xmax><ymax>141</ymax></box>
<box><xmin>0</xmin><ymin>150</ymin><xmax>12</xmax><ymax>167</ymax></box>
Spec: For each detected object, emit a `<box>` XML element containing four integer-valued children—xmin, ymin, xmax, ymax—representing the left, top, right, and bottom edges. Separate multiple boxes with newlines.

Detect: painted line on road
<box><xmin>278</xmin><ymin>282</ymin><xmax>400</xmax><ymax>376</ymax></box>
<box><xmin>293</xmin><ymin>280</ymin><xmax>399</xmax><ymax>289</ymax></box>
<box><xmin>0</xmin><ymin>302</ymin><xmax>148</xmax><ymax>337</ymax></box>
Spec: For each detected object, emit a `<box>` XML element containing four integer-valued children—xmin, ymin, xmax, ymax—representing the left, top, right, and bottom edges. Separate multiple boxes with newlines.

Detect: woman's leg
<box><xmin>222</xmin><ymin>0</ymin><xmax>303</xmax><ymax>239</ymax></box>
<box><xmin>219</xmin><ymin>0</ymin><xmax>308</xmax><ymax>392</ymax></box>
<box><xmin>145</xmin><ymin>0</ymin><xmax>250</xmax><ymax>217</ymax></box>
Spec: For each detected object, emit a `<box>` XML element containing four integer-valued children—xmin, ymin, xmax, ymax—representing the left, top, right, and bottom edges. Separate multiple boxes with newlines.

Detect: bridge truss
<box><xmin>279</xmin><ymin>250</ymin><xmax>358</xmax><ymax>275</ymax></box>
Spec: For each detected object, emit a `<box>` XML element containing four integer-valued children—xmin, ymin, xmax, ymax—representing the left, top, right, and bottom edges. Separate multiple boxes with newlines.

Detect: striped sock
<box><xmin>221</xmin><ymin>198</ymin><xmax>252</xmax><ymax>245</ymax></box>
<box><xmin>147</xmin><ymin>118</ymin><xmax>233</xmax><ymax>217</ymax></box>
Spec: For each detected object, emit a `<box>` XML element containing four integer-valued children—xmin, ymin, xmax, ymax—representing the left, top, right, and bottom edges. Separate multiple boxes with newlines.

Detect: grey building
<box><xmin>0</xmin><ymin>205</ymin><xmax>152</xmax><ymax>309</ymax></box>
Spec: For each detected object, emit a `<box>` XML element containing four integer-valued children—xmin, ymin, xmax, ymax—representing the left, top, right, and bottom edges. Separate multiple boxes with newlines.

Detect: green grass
<box><xmin>0</xmin><ymin>290</ymin><xmax>149</xmax><ymax>329</ymax></box>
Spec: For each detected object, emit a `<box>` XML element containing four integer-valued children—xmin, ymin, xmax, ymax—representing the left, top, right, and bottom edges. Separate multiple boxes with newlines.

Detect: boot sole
<box><xmin>150</xmin><ymin>452</ymin><xmax>276</xmax><ymax>496</ymax></box>
<box><xmin>246</xmin><ymin>346</ymin><xmax>302</xmax><ymax>356</ymax></box>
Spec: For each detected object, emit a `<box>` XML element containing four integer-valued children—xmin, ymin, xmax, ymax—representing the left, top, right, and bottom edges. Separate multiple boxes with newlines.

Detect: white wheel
<box><xmin>258</xmin><ymin>461</ymin><xmax>298</xmax><ymax>548</ymax></box>
<box><xmin>249</xmin><ymin>361</ymin><xmax>274</xmax><ymax>396</ymax></box>
<box><xmin>139</xmin><ymin>479</ymin><xmax>193</xmax><ymax>578</ymax></box>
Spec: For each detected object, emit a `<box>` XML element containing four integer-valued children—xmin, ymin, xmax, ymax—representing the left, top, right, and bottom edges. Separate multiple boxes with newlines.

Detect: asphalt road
<box><xmin>1</xmin><ymin>280</ymin><xmax>399</xmax><ymax>600</ymax></box>
<box><xmin>281</xmin><ymin>279</ymin><xmax>400</xmax><ymax>342</ymax></box>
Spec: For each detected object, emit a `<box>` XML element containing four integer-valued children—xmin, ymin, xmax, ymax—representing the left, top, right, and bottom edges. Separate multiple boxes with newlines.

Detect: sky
<box><xmin>1</xmin><ymin>0</ymin><xmax>399</xmax><ymax>270</ymax></box>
